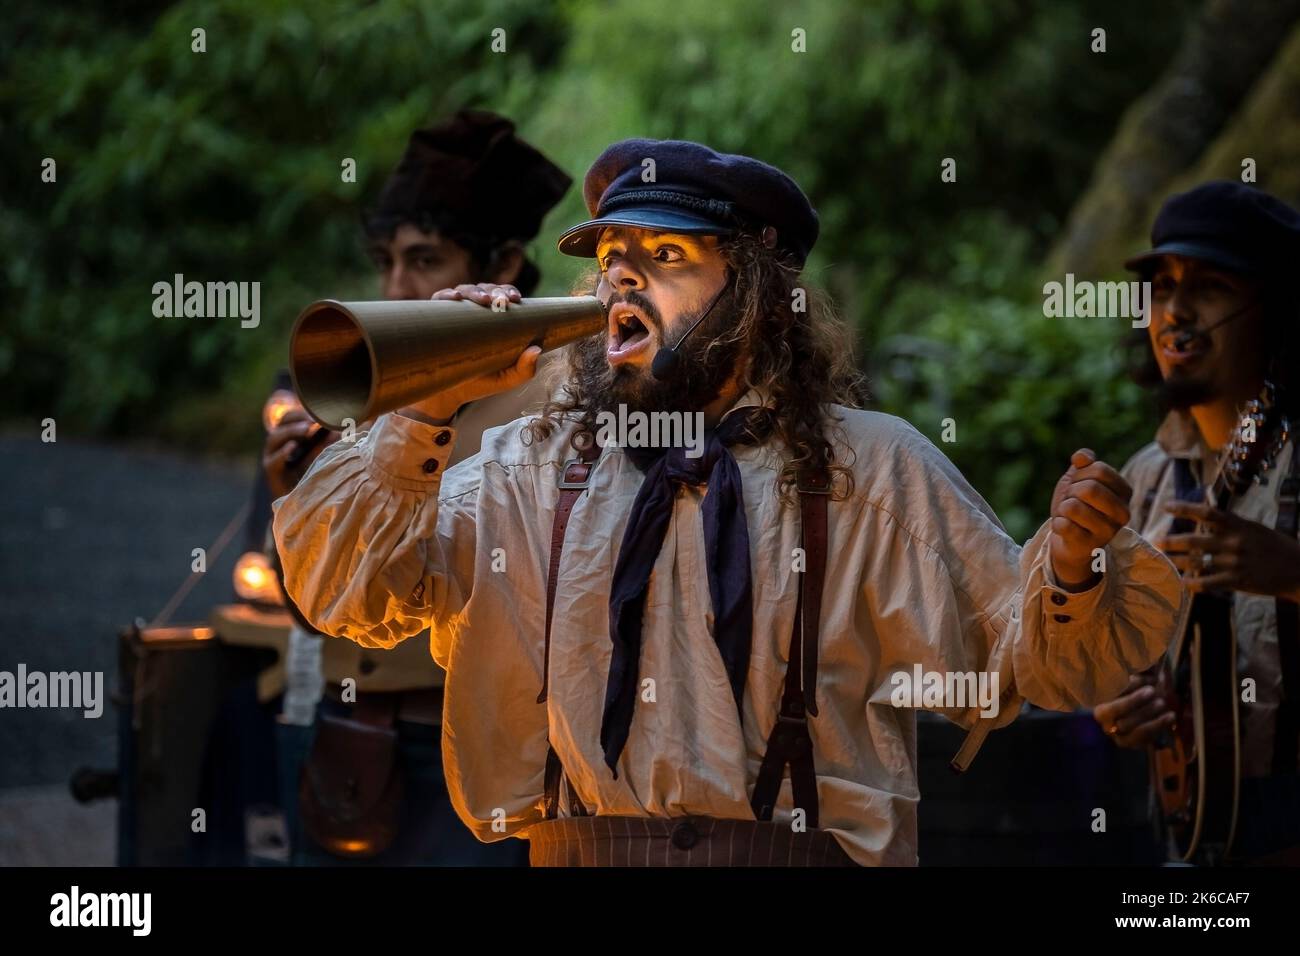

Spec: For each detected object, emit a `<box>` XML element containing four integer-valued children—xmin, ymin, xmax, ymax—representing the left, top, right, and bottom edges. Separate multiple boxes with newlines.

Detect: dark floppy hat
<box><xmin>1124</xmin><ymin>180</ymin><xmax>1300</xmax><ymax>276</ymax></box>
<box><xmin>367</xmin><ymin>109</ymin><xmax>571</xmax><ymax>245</ymax></box>
<box><xmin>557</xmin><ymin>139</ymin><xmax>819</xmax><ymax>265</ymax></box>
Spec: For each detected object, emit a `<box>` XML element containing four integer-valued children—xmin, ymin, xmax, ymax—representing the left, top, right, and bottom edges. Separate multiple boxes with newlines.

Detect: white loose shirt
<box><xmin>272</xmin><ymin>391</ymin><xmax>1185</xmax><ymax>865</ymax></box>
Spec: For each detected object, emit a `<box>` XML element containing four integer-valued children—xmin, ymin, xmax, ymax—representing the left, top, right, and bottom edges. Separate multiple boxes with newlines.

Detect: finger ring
<box><xmin>1201</xmin><ymin>552</ymin><xmax>1214</xmax><ymax>571</ymax></box>
<box><xmin>1107</xmin><ymin>724</ymin><xmax>1119</xmax><ymax>736</ymax></box>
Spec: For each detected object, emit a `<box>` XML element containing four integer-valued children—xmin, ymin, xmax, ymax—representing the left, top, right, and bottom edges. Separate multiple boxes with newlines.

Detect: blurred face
<box><xmin>368</xmin><ymin>224</ymin><xmax>475</xmax><ymax>300</ymax></box>
<box><xmin>1146</xmin><ymin>255</ymin><xmax>1267</xmax><ymax>409</ymax></box>
<box><xmin>588</xmin><ymin>226</ymin><xmax>737</xmax><ymax>414</ymax></box>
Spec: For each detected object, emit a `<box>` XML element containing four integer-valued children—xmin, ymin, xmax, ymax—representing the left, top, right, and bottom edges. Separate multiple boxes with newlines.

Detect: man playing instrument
<box><xmin>1094</xmin><ymin>181</ymin><xmax>1300</xmax><ymax>864</ymax></box>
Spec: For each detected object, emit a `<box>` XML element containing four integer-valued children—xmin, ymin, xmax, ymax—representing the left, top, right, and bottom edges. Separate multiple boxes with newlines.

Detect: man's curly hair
<box><xmin>524</xmin><ymin>231</ymin><xmax>870</xmax><ymax>498</ymax></box>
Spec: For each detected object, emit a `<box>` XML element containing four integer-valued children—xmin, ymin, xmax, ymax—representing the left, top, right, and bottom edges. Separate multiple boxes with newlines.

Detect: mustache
<box><xmin>602</xmin><ymin>290</ymin><xmax>662</xmax><ymax>332</ymax></box>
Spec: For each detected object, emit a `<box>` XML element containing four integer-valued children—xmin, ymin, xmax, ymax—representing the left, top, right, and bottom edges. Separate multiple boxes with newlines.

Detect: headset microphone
<box><xmin>1170</xmin><ymin>300</ymin><xmax>1258</xmax><ymax>351</ymax></box>
<box><xmin>650</xmin><ymin>272</ymin><xmax>734</xmax><ymax>381</ymax></box>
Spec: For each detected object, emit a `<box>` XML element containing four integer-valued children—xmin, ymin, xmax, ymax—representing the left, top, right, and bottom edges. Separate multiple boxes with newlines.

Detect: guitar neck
<box><xmin>1202</xmin><ymin>475</ymin><xmax>1234</xmax><ymax>520</ymax></box>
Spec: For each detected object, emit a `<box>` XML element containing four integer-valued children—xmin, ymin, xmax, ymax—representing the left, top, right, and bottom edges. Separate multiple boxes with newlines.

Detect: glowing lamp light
<box><xmin>262</xmin><ymin>389</ymin><xmax>303</xmax><ymax>433</ymax></box>
<box><xmin>334</xmin><ymin>839</ymin><xmax>374</xmax><ymax>854</ymax></box>
<box><xmin>233</xmin><ymin>551</ymin><xmax>284</xmax><ymax>605</ymax></box>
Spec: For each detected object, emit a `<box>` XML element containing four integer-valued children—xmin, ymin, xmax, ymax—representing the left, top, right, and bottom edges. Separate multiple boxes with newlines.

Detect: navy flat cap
<box><xmin>558</xmin><ymin>139</ymin><xmax>819</xmax><ymax>265</ymax></box>
<box><xmin>1125</xmin><ymin>180</ymin><xmax>1300</xmax><ymax>276</ymax></box>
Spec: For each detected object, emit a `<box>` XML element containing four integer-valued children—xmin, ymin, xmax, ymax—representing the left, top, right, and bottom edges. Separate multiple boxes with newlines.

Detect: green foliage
<box><xmin>872</xmin><ymin>221</ymin><xmax>1153</xmax><ymax>540</ymax></box>
<box><xmin>3</xmin><ymin>0</ymin><xmax>567</xmax><ymax>446</ymax></box>
<box><xmin>3</xmin><ymin>0</ymin><xmax>1193</xmax><ymax>526</ymax></box>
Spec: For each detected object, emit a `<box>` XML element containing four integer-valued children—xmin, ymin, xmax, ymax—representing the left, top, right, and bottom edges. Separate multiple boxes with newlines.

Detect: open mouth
<box><xmin>1158</xmin><ymin>329</ymin><xmax>1209</xmax><ymax>362</ymax></box>
<box><xmin>608</xmin><ymin>305</ymin><xmax>653</xmax><ymax>360</ymax></box>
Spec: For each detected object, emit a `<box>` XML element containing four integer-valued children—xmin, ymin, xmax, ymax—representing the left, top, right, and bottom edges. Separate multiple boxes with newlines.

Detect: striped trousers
<box><xmin>526</xmin><ymin>815</ymin><xmax>857</xmax><ymax>867</ymax></box>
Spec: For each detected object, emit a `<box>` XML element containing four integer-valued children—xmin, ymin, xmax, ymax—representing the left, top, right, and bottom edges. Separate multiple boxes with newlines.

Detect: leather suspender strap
<box><xmin>539</xmin><ymin>438</ymin><xmax>602</xmax><ymax>705</ymax></box>
<box><xmin>799</xmin><ymin>468</ymin><xmax>829</xmax><ymax>720</ymax></box>
<box><xmin>1272</xmin><ymin>441</ymin><xmax>1300</xmax><ymax>776</ymax></box>
<box><xmin>542</xmin><ymin>435</ymin><xmax>600</xmax><ymax>820</ymax></box>
<box><xmin>543</xmin><ymin>746</ymin><xmax>584</xmax><ymax>821</ymax></box>
<box><xmin>751</xmin><ymin>466</ymin><xmax>830</xmax><ymax>827</ymax></box>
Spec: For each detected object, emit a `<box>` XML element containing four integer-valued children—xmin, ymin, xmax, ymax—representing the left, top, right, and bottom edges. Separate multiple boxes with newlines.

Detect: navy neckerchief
<box><xmin>600</xmin><ymin>406</ymin><xmax>767</xmax><ymax>776</ymax></box>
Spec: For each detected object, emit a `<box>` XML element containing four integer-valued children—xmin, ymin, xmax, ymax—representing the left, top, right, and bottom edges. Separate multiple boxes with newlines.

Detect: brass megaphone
<box><xmin>289</xmin><ymin>296</ymin><xmax>605</xmax><ymax>429</ymax></box>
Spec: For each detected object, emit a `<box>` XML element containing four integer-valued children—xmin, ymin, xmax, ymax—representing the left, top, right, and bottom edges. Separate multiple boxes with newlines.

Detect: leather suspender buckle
<box><xmin>558</xmin><ymin>459</ymin><xmax>595</xmax><ymax>489</ymax></box>
<box><xmin>779</xmin><ymin>692</ymin><xmax>806</xmax><ymax>720</ymax></box>
<box><xmin>776</xmin><ymin>713</ymin><xmax>809</xmax><ymax>734</ymax></box>
<box><xmin>796</xmin><ymin>470</ymin><xmax>831</xmax><ymax>495</ymax></box>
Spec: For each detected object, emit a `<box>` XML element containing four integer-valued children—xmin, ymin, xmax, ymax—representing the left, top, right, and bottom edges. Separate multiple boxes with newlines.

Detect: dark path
<box><xmin>0</xmin><ymin>434</ymin><xmax>253</xmax><ymax>791</ymax></box>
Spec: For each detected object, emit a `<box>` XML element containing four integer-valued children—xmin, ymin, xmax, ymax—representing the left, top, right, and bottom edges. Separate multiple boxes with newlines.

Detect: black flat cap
<box><xmin>557</xmin><ymin>139</ymin><xmax>819</xmax><ymax>265</ymax></box>
<box><xmin>368</xmin><ymin>109</ymin><xmax>571</xmax><ymax>245</ymax></box>
<box><xmin>1124</xmin><ymin>180</ymin><xmax>1300</xmax><ymax>276</ymax></box>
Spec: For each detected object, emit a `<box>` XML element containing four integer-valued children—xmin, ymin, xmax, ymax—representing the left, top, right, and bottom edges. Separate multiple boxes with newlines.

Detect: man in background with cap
<box><xmin>274</xmin><ymin>138</ymin><xmax>1184</xmax><ymax>866</ymax></box>
<box><xmin>261</xmin><ymin>110</ymin><xmax>569</xmax><ymax>866</ymax></box>
<box><xmin>1093</xmin><ymin>181</ymin><xmax>1300</xmax><ymax>864</ymax></box>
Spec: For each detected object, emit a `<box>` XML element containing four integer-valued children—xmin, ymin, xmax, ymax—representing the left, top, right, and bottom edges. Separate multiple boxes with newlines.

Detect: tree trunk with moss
<box><xmin>1045</xmin><ymin>0</ymin><xmax>1300</xmax><ymax>279</ymax></box>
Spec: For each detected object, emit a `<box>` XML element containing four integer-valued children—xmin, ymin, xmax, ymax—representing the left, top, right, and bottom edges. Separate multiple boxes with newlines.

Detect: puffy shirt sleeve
<box><xmin>859</xmin><ymin>417</ymin><xmax>1188</xmax><ymax>743</ymax></box>
<box><xmin>271</xmin><ymin>412</ymin><xmax>479</xmax><ymax>658</ymax></box>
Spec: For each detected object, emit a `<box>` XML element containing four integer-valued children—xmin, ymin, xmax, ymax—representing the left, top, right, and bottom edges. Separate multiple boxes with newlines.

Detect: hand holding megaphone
<box><xmin>400</xmin><ymin>283</ymin><xmax>540</xmax><ymax>425</ymax></box>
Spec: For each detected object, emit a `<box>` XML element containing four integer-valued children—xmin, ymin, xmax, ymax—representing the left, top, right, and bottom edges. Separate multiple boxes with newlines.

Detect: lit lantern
<box><xmin>233</xmin><ymin>551</ymin><xmax>284</xmax><ymax>605</ymax></box>
<box><xmin>262</xmin><ymin>389</ymin><xmax>303</xmax><ymax>433</ymax></box>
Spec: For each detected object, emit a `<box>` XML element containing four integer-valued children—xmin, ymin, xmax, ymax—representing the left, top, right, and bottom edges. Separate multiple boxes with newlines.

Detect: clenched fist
<box><xmin>1049</xmin><ymin>448</ymin><xmax>1132</xmax><ymax>590</ymax></box>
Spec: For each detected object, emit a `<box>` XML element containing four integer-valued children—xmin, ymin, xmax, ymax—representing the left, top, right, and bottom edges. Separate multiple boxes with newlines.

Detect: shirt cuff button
<box><xmin>434</xmin><ymin>430</ymin><xmax>451</xmax><ymax>446</ymax></box>
<box><xmin>422</xmin><ymin>458</ymin><xmax>440</xmax><ymax>474</ymax></box>
<box><xmin>1050</xmin><ymin>592</ymin><xmax>1067</xmax><ymax>606</ymax></box>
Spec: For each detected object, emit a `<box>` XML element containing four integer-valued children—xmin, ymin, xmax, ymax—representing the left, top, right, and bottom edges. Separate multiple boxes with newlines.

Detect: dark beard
<box><xmin>571</xmin><ymin>284</ymin><xmax>742</xmax><ymax>421</ymax></box>
<box><xmin>1157</xmin><ymin>371</ymin><xmax>1217</xmax><ymax>410</ymax></box>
